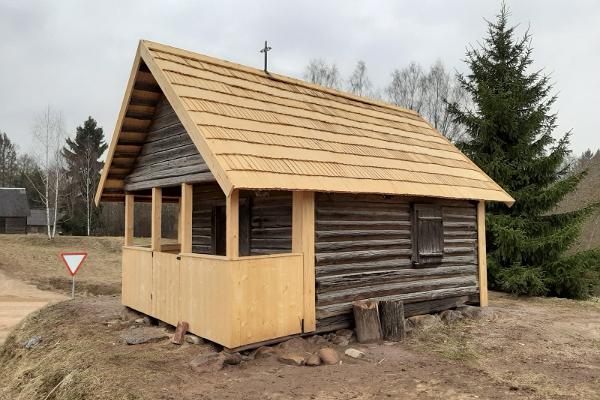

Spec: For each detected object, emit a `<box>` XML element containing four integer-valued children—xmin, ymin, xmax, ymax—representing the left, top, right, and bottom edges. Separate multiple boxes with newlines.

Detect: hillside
<box><xmin>555</xmin><ymin>157</ymin><xmax>600</xmax><ymax>252</ymax></box>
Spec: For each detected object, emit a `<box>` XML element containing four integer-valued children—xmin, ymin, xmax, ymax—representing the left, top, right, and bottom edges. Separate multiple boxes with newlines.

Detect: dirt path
<box><xmin>0</xmin><ymin>271</ymin><xmax>67</xmax><ymax>344</ymax></box>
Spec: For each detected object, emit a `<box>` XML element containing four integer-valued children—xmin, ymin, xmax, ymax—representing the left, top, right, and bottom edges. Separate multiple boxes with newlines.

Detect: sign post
<box><xmin>60</xmin><ymin>253</ymin><xmax>87</xmax><ymax>299</ymax></box>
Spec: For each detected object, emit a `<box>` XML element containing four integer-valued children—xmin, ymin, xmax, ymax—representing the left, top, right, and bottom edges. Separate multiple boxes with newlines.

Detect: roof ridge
<box><xmin>140</xmin><ymin>40</ymin><xmax>423</xmax><ymax>119</ymax></box>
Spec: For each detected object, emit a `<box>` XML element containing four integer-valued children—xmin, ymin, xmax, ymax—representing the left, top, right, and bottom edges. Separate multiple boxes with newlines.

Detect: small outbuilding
<box><xmin>0</xmin><ymin>188</ymin><xmax>30</xmax><ymax>234</ymax></box>
<box><xmin>95</xmin><ymin>40</ymin><xmax>514</xmax><ymax>350</ymax></box>
<box><xmin>27</xmin><ymin>209</ymin><xmax>61</xmax><ymax>234</ymax></box>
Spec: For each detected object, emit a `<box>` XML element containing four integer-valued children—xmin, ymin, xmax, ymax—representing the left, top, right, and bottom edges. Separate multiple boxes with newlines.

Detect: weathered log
<box><xmin>379</xmin><ymin>299</ymin><xmax>406</xmax><ymax>341</ymax></box>
<box><xmin>352</xmin><ymin>299</ymin><xmax>382</xmax><ymax>343</ymax></box>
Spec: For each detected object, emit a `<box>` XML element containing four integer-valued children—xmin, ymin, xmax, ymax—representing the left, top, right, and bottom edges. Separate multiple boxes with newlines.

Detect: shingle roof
<box><xmin>96</xmin><ymin>40</ymin><xmax>514</xmax><ymax>205</ymax></box>
<box><xmin>0</xmin><ymin>188</ymin><xmax>30</xmax><ymax>217</ymax></box>
<box><xmin>27</xmin><ymin>209</ymin><xmax>59</xmax><ymax>226</ymax></box>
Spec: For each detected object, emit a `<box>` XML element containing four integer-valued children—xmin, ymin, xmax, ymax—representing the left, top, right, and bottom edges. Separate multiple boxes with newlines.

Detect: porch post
<box><xmin>124</xmin><ymin>193</ymin><xmax>134</xmax><ymax>246</ymax></box>
<box><xmin>180</xmin><ymin>183</ymin><xmax>193</xmax><ymax>253</ymax></box>
<box><xmin>151</xmin><ymin>187</ymin><xmax>162</xmax><ymax>251</ymax></box>
<box><xmin>226</xmin><ymin>189</ymin><xmax>239</xmax><ymax>259</ymax></box>
<box><xmin>292</xmin><ymin>191</ymin><xmax>316</xmax><ymax>332</ymax></box>
<box><xmin>477</xmin><ymin>200</ymin><xmax>488</xmax><ymax>307</ymax></box>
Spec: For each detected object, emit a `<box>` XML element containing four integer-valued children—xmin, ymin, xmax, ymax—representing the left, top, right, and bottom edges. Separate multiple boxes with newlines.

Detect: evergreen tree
<box><xmin>448</xmin><ymin>4</ymin><xmax>600</xmax><ymax>298</ymax></box>
<box><xmin>0</xmin><ymin>132</ymin><xmax>18</xmax><ymax>186</ymax></box>
<box><xmin>62</xmin><ymin>117</ymin><xmax>107</xmax><ymax>235</ymax></box>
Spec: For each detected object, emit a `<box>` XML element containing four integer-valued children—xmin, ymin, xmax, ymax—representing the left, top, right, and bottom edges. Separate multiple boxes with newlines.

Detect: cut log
<box><xmin>171</xmin><ymin>321</ymin><xmax>189</xmax><ymax>345</ymax></box>
<box><xmin>379</xmin><ymin>299</ymin><xmax>406</xmax><ymax>341</ymax></box>
<box><xmin>352</xmin><ymin>299</ymin><xmax>382</xmax><ymax>343</ymax></box>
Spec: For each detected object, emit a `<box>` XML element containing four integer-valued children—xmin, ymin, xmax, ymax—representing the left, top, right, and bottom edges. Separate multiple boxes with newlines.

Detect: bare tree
<box><xmin>304</xmin><ymin>59</ymin><xmax>341</xmax><ymax>89</ymax></box>
<box><xmin>30</xmin><ymin>107</ymin><xmax>66</xmax><ymax>239</ymax></box>
<box><xmin>421</xmin><ymin>61</ymin><xmax>469</xmax><ymax>141</ymax></box>
<box><xmin>347</xmin><ymin>61</ymin><xmax>374</xmax><ymax>97</ymax></box>
<box><xmin>385</xmin><ymin>62</ymin><xmax>427</xmax><ymax>113</ymax></box>
<box><xmin>385</xmin><ymin>60</ymin><xmax>469</xmax><ymax>141</ymax></box>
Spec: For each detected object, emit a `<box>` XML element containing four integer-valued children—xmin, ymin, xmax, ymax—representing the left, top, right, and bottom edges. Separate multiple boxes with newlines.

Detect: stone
<box><xmin>331</xmin><ymin>336</ymin><xmax>349</xmax><ymax>346</ymax></box>
<box><xmin>307</xmin><ymin>335</ymin><xmax>328</xmax><ymax>345</ymax></box>
<box><xmin>120</xmin><ymin>307</ymin><xmax>142</xmax><ymax>322</ymax></box>
<box><xmin>170</xmin><ymin>321</ymin><xmax>189</xmax><ymax>345</ymax></box>
<box><xmin>335</xmin><ymin>329</ymin><xmax>354</xmax><ymax>340</ymax></box>
<box><xmin>120</xmin><ymin>327</ymin><xmax>169</xmax><ymax>345</ymax></box>
<box><xmin>344</xmin><ymin>348</ymin><xmax>365</xmax><ymax>359</ymax></box>
<box><xmin>253</xmin><ymin>346</ymin><xmax>277</xmax><ymax>359</ymax></box>
<box><xmin>456</xmin><ymin>305</ymin><xmax>499</xmax><ymax>320</ymax></box>
<box><xmin>185</xmin><ymin>333</ymin><xmax>204</xmax><ymax>345</ymax></box>
<box><xmin>304</xmin><ymin>354</ymin><xmax>321</xmax><ymax>366</ymax></box>
<box><xmin>223</xmin><ymin>352</ymin><xmax>242</xmax><ymax>365</ymax></box>
<box><xmin>440</xmin><ymin>309</ymin><xmax>464</xmax><ymax>324</ymax></box>
<box><xmin>278</xmin><ymin>337</ymin><xmax>307</xmax><ymax>352</ymax></box>
<box><xmin>278</xmin><ymin>353</ymin><xmax>305</xmax><ymax>366</ymax></box>
<box><xmin>134</xmin><ymin>318</ymin><xmax>144</xmax><ymax>324</ymax></box>
<box><xmin>142</xmin><ymin>316</ymin><xmax>153</xmax><ymax>325</ymax></box>
<box><xmin>317</xmin><ymin>347</ymin><xmax>340</xmax><ymax>365</ymax></box>
<box><xmin>190</xmin><ymin>352</ymin><xmax>225</xmax><ymax>372</ymax></box>
<box><xmin>24</xmin><ymin>336</ymin><xmax>41</xmax><ymax>349</ymax></box>
<box><xmin>406</xmin><ymin>314</ymin><xmax>442</xmax><ymax>330</ymax></box>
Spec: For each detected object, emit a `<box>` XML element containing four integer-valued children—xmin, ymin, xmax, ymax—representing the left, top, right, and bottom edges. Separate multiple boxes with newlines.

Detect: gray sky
<box><xmin>1</xmin><ymin>0</ymin><xmax>598</xmax><ymax>156</ymax></box>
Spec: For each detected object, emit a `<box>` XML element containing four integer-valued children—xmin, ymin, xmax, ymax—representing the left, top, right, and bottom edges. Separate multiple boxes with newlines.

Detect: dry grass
<box><xmin>0</xmin><ymin>234</ymin><xmax>124</xmax><ymax>295</ymax></box>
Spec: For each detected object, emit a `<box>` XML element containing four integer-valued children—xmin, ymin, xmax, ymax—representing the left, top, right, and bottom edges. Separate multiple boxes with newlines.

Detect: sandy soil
<box><xmin>0</xmin><ymin>271</ymin><xmax>67</xmax><ymax>344</ymax></box>
<box><xmin>0</xmin><ymin>292</ymin><xmax>598</xmax><ymax>400</ymax></box>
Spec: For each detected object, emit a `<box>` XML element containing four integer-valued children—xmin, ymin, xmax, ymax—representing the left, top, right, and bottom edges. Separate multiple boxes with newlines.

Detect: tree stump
<box><xmin>352</xmin><ymin>299</ymin><xmax>382</xmax><ymax>343</ymax></box>
<box><xmin>379</xmin><ymin>299</ymin><xmax>406</xmax><ymax>341</ymax></box>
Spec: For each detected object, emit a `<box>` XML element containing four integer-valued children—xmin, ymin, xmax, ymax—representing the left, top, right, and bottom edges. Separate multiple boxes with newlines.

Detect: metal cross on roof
<box><xmin>260</xmin><ymin>40</ymin><xmax>272</xmax><ymax>73</ymax></box>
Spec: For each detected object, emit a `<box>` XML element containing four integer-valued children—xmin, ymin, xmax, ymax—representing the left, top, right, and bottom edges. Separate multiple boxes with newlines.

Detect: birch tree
<box><xmin>347</xmin><ymin>61</ymin><xmax>373</xmax><ymax>97</ymax></box>
<box><xmin>304</xmin><ymin>59</ymin><xmax>341</xmax><ymax>89</ymax></box>
<box><xmin>30</xmin><ymin>107</ymin><xmax>66</xmax><ymax>239</ymax></box>
<box><xmin>385</xmin><ymin>60</ymin><xmax>469</xmax><ymax>141</ymax></box>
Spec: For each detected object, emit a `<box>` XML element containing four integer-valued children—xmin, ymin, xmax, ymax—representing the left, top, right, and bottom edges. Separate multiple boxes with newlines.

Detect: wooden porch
<box><xmin>120</xmin><ymin>183</ymin><xmax>316</xmax><ymax>349</ymax></box>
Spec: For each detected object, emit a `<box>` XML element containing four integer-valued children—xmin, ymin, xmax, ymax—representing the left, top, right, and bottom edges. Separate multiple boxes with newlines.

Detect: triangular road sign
<box><xmin>60</xmin><ymin>252</ymin><xmax>88</xmax><ymax>276</ymax></box>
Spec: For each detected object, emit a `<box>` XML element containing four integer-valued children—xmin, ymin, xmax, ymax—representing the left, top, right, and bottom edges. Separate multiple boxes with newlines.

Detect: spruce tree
<box><xmin>62</xmin><ymin>117</ymin><xmax>107</xmax><ymax>235</ymax></box>
<box><xmin>448</xmin><ymin>5</ymin><xmax>600</xmax><ymax>298</ymax></box>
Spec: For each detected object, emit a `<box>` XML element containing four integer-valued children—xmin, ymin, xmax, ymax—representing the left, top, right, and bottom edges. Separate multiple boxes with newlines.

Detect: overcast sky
<box><xmin>1</xmin><ymin>0</ymin><xmax>598</xmax><ymax>156</ymax></box>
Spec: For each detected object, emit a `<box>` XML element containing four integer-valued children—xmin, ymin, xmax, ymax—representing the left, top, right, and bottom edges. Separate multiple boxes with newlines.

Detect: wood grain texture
<box><xmin>121</xmin><ymin>246</ymin><xmax>153</xmax><ymax>315</ymax></box>
<box><xmin>124</xmin><ymin>194</ymin><xmax>134</xmax><ymax>246</ymax></box>
<box><xmin>123</xmin><ymin>95</ymin><xmax>216</xmax><ymax>191</ymax></box>
<box><xmin>151</xmin><ymin>187</ymin><xmax>161</xmax><ymax>251</ymax></box>
<box><xmin>226</xmin><ymin>190</ymin><xmax>239</xmax><ymax>259</ymax></box>
<box><xmin>179</xmin><ymin>252</ymin><xmax>304</xmax><ymax>348</ymax></box>
<box><xmin>180</xmin><ymin>183</ymin><xmax>193</xmax><ymax>253</ymax></box>
<box><xmin>314</xmin><ymin>193</ymin><xmax>479</xmax><ymax>328</ymax></box>
<box><xmin>97</xmin><ymin>40</ymin><xmax>514</xmax><ymax>205</ymax></box>
<box><xmin>477</xmin><ymin>200</ymin><xmax>488</xmax><ymax>307</ymax></box>
<box><xmin>292</xmin><ymin>191</ymin><xmax>316</xmax><ymax>332</ymax></box>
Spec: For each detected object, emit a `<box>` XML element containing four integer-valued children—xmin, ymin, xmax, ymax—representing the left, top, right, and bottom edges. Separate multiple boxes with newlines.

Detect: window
<box><xmin>412</xmin><ymin>204</ymin><xmax>444</xmax><ymax>267</ymax></box>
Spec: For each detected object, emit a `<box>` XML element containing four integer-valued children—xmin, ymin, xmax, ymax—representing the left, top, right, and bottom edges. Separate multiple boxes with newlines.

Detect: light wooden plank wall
<box><xmin>122</xmin><ymin>246</ymin><xmax>153</xmax><ymax>315</ymax></box>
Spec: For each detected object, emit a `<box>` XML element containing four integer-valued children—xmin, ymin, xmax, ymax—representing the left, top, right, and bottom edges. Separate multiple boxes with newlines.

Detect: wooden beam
<box><xmin>180</xmin><ymin>183</ymin><xmax>193</xmax><ymax>253</ymax></box>
<box><xmin>292</xmin><ymin>191</ymin><xmax>316</xmax><ymax>332</ymax></box>
<box><xmin>226</xmin><ymin>189</ymin><xmax>239</xmax><ymax>259</ymax></box>
<box><xmin>151</xmin><ymin>187</ymin><xmax>162</xmax><ymax>251</ymax></box>
<box><xmin>124</xmin><ymin>194</ymin><xmax>134</xmax><ymax>246</ymax></box>
<box><xmin>477</xmin><ymin>200</ymin><xmax>488</xmax><ymax>307</ymax></box>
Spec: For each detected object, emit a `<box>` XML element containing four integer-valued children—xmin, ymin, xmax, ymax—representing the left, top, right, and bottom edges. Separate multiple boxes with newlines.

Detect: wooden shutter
<box><xmin>412</xmin><ymin>204</ymin><xmax>443</xmax><ymax>266</ymax></box>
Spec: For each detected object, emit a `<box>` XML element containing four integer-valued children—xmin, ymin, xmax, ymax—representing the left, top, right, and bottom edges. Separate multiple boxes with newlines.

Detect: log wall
<box><xmin>124</xmin><ymin>95</ymin><xmax>215</xmax><ymax>191</ymax></box>
<box><xmin>1</xmin><ymin>217</ymin><xmax>27</xmax><ymax>234</ymax></box>
<box><xmin>191</xmin><ymin>185</ymin><xmax>293</xmax><ymax>255</ymax></box>
<box><xmin>314</xmin><ymin>193</ymin><xmax>479</xmax><ymax>331</ymax></box>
